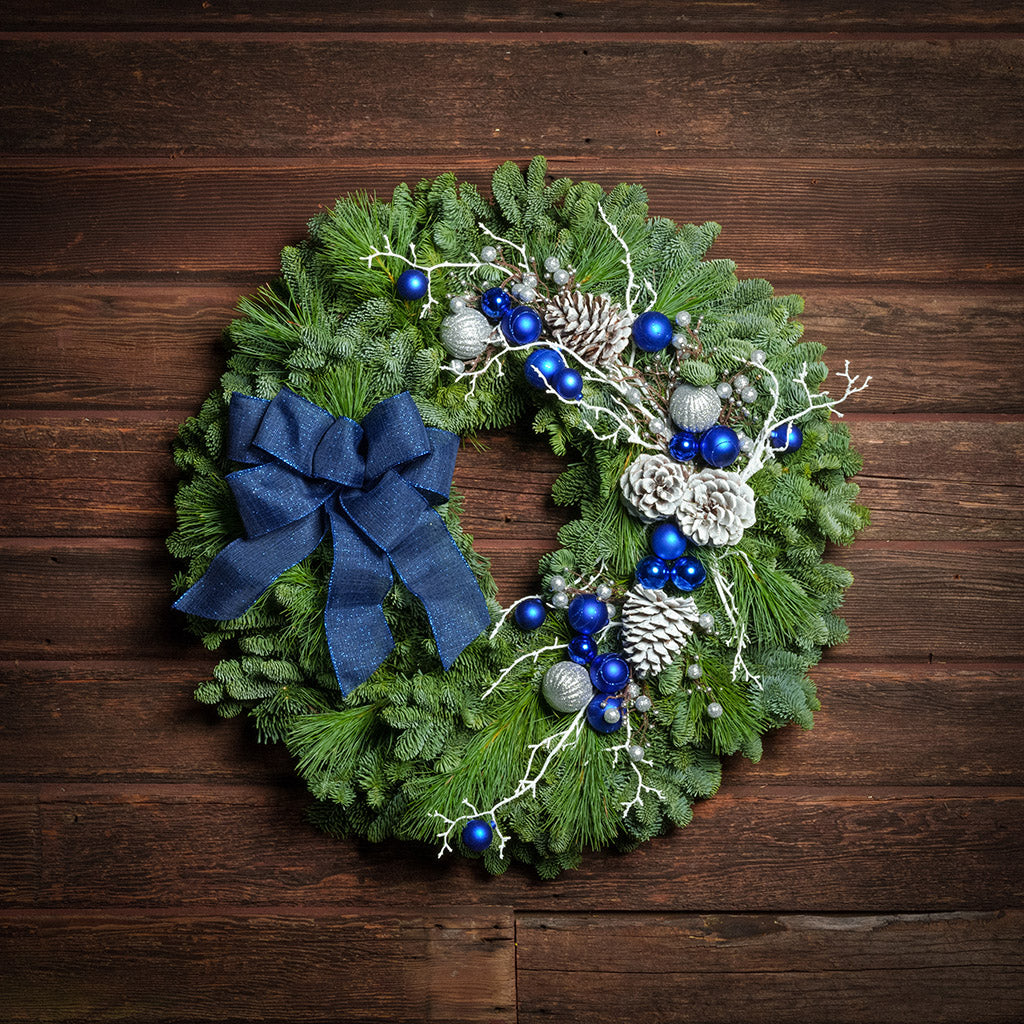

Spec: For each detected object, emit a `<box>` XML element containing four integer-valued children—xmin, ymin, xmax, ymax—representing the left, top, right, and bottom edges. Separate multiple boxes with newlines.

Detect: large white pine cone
<box><xmin>675</xmin><ymin>468</ymin><xmax>757</xmax><ymax>547</ymax></box>
<box><xmin>620</xmin><ymin>585</ymin><xmax>700</xmax><ymax>678</ymax></box>
<box><xmin>544</xmin><ymin>291</ymin><xmax>633</xmax><ymax>366</ymax></box>
<box><xmin>619</xmin><ymin>453</ymin><xmax>692</xmax><ymax>523</ymax></box>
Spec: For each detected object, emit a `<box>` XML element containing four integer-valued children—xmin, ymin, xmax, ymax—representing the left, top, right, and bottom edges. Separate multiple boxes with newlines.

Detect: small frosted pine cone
<box><xmin>619</xmin><ymin>453</ymin><xmax>692</xmax><ymax>523</ymax></box>
<box><xmin>620</xmin><ymin>584</ymin><xmax>700</xmax><ymax>678</ymax></box>
<box><xmin>675</xmin><ymin>468</ymin><xmax>757</xmax><ymax>547</ymax></box>
<box><xmin>544</xmin><ymin>290</ymin><xmax>633</xmax><ymax>366</ymax></box>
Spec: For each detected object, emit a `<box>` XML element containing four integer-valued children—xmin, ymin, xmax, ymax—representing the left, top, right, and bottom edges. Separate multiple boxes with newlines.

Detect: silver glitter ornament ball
<box><xmin>627</xmin><ymin>744</ymin><xmax>645</xmax><ymax>762</ymax></box>
<box><xmin>669</xmin><ymin>384</ymin><xmax>722</xmax><ymax>434</ymax></box>
<box><xmin>698</xmin><ymin>612</ymin><xmax>716</xmax><ymax>632</ymax></box>
<box><xmin>551</xmin><ymin>592</ymin><xmax>569</xmax><ymax>609</ymax></box>
<box><xmin>480</xmin><ymin>245</ymin><xmax>498</xmax><ymax>263</ymax></box>
<box><xmin>603</xmin><ymin>705</ymin><xmax>621</xmax><ymax>724</ymax></box>
<box><xmin>596</xmin><ymin>583</ymin><xmax>613</xmax><ymax>601</ymax></box>
<box><xmin>549</xmin><ymin>574</ymin><xmax>567</xmax><ymax>592</ymax></box>
<box><xmin>634</xmin><ymin>694</ymin><xmax>653</xmax><ymax>713</ymax></box>
<box><xmin>675</xmin><ymin>310</ymin><xmax>692</xmax><ymax>327</ymax></box>
<box><xmin>707</xmin><ymin>701</ymin><xmax>724</xmax><ymax>719</ymax></box>
<box><xmin>686</xmin><ymin>664</ymin><xmax>703</xmax><ymax>680</ymax></box>
<box><xmin>440</xmin><ymin>308</ymin><xmax>492</xmax><ymax>360</ymax></box>
<box><xmin>542</xmin><ymin>661</ymin><xmax>594</xmax><ymax>714</ymax></box>
<box><xmin>715</xmin><ymin>382</ymin><xmax>733</xmax><ymax>399</ymax></box>
<box><xmin>553</xmin><ymin>268</ymin><xmax>570</xmax><ymax>286</ymax></box>
<box><xmin>544</xmin><ymin>256</ymin><xmax>561</xmax><ymax>272</ymax></box>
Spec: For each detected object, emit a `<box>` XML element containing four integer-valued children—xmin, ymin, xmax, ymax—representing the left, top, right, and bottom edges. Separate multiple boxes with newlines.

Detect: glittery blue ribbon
<box><xmin>173</xmin><ymin>388</ymin><xmax>491</xmax><ymax>694</ymax></box>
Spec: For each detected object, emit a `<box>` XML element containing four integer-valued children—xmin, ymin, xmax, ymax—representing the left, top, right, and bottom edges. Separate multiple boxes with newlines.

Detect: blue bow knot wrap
<box><xmin>173</xmin><ymin>388</ymin><xmax>491</xmax><ymax>694</ymax></box>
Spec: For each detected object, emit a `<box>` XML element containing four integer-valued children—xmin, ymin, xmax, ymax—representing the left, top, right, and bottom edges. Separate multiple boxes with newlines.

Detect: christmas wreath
<box><xmin>169</xmin><ymin>157</ymin><xmax>869</xmax><ymax>877</ymax></box>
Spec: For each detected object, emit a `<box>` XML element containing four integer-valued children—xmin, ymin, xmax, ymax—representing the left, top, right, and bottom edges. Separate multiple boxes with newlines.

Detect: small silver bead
<box><xmin>715</xmin><ymin>382</ymin><xmax>733</xmax><ymax>399</ymax></box>
<box><xmin>626</xmin><ymin>682</ymin><xmax>641</xmax><ymax>699</ymax></box>
<box><xmin>450</xmin><ymin>359</ymin><xmax>466</xmax><ymax>374</ymax></box>
<box><xmin>595</xmin><ymin>583</ymin><xmax>613</xmax><ymax>601</ymax></box>
<box><xmin>544</xmin><ymin>256</ymin><xmax>561</xmax><ymax>272</ymax></box>
<box><xmin>698</xmin><ymin>612</ymin><xmax>715</xmax><ymax>631</ymax></box>
<box><xmin>480</xmin><ymin>245</ymin><xmax>498</xmax><ymax>263</ymax></box>
<box><xmin>623</xmin><ymin>386</ymin><xmax>642</xmax><ymax>404</ymax></box>
<box><xmin>603</xmin><ymin>706</ymin><xmax>621</xmax><ymax>724</ymax></box>
<box><xmin>551</xmin><ymin>592</ymin><xmax>569</xmax><ymax>609</ymax></box>
<box><xmin>733</xmin><ymin>374</ymin><xmax>750</xmax><ymax>390</ymax></box>
<box><xmin>450</xmin><ymin>296</ymin><xmax>467</xmax><ymax>313</ymax></box>
<box><xmin>519</xmin><ymin>286</ymin><xmax>537</xmax><ymax>303</ymax></box>
<box><xmin>739</xmin><ymin>435</ymin><xmax>754</xmax><ymax>453</ymax></box>
<box><xmin>741</xmin><ymin>386</ymin><xmax>758</xmax><ymax>404</ymax></box>
<box><xmin>605</xmin><ymin>602</ymin><xmax>617</xmax><ymax>620</ymax></box>
<box><xmin>707</xmin><ymin>701</ymin><xmax>724</xmax><ymax>719</ymax></box>
<box><xmin>553</xmin><ymin>268</ymin><xmax>570</xmax><ymax>286</ymax></box>
<box><xmin>686</xmin><ymin>664</ymin><xmax>703</xmax><ymax>680</ymax></box>
<box><xmin>549</xmin><ymin>574</ymin><xmax>567</xmax><ymax>592</ymax></box>
<box><xmin>649</xmin><ymin>416</ymin><xmax>668</xmax><ymax>436</ymax></box>
<box><xmin>627</xmin><ymin>744</ymin><xmax>645</xmax><ymax>762</ymax></box>
<box><xmin>751</xmin><ymin>349</ymin><xmax>766</xmax><ymax>365</ymax></box>
<box><xmin>634</xmin><ymin>694</ymin><xmax>653</xmax><ymax>713</ymax></box>
<box><xmin>675</xmin><ymin>310</ymin><xmax>692</xmax><ymax>327</ymax></box>
<box><xmin>671</xmin><ymin>333</ymin><xmax>687</xmax><ymax>349</ymax></box>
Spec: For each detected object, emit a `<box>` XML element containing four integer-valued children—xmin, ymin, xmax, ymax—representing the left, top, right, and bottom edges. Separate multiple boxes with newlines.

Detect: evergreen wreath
<box><xmin>169</xmin><ymin>157</ymin><xmax>870</xmax><ymax>877</ymax></box>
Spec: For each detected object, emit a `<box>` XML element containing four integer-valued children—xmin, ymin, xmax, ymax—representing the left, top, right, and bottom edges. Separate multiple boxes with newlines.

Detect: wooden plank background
<box><xmin>1</xmin><ymin>4</ymin><xmax>1022</xmax><ymax>1021</ymax></box>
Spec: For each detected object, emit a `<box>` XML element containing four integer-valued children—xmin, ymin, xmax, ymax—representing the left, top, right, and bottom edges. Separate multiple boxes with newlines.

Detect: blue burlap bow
<box><xmin>173</xmin><ymin>387</ymin><xmax>491</xmax><ymax>694</ymax></box>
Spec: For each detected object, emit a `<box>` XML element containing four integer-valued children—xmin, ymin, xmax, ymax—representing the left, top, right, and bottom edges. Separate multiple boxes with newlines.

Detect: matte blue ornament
<box><xmin>631</xmin><ymin>310</ymin><xmax>673</xmax><ymax>352</ymax></box>
<box><xmin>480</xmin><ymin>287</ymin><xmax>512</xmax><ymax>321</ymax></box>
<box><xmin>668</xmin><ymin>430</ymin><xmax>699</xmax><ymax>462</ymax></box>
<box><xmin>635</xmin><ymin>555</ymin><xmax>671</xmax><ymax>589</ymax></box>
<box><xmin>567</xmin><ymin>634</ymin><xmax>597</xmax><ymax>665</ymax></box>
<box><xmin>590</xmin><ymin>653</ymin><xmax>630</xmax><ymax>694</ymax></box>
<box><xmin>672</xmin><ymin>555</ymin><xmax>707</xmax><ymax>591</ymax></box>
<box><xmin>567</xmin><ymin>594</ymin><xmax>608</xmax><ymax>635</ymax></box>
<box><xmin>501</xmin><ymin>305</ymin><xmax>543</xmax><ymax>346</ymax></box>
<box><xmin>524</xmin><ymin>347</ymin><xmax>565</xmax><ymax>390</ymax></box>
<box><xmin>395</xmin><ymin>268</ymin><xmax>428</xmax><ymax>301</ymax></box>
<box><xmin>650</xmin><ymin>522</ymin><xmax>687</xmax><ymax>562</ymax></box>
<box><xmin>769</xmin><ymin>422</ymin><xmax>804</xmax><ymax>453</ymax></box>
<box><xmin>461</xmin><ymin>818</ymin><xmax>494</xmax><ymax>852</ymax></box>
<box><xmin>586</xmin><ymin>695</ymin><xmax>623</xmax><ymax>733</ymax></box>
<box><xmin>552</xmin><ymin>367</ymin><xmax>583</xmax><ymax>401</ymax></box>
<box><xmin>699</xmin><ymin>424</ymin><xmax>741</xmax><ymax>468</ymax></box>
<box><xmin>514</xmin><ymin>598</ymin><xmax>547</xmax><ymax>631</ymax></box>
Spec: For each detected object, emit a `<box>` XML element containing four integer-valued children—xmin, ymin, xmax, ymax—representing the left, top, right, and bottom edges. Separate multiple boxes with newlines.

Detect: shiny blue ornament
<box><xmin>631</xmin><ymin>311</ymin><xmax>673</xmax><ymax>352</ymax></box>
<box><xmin>567</xmin><ymin>634</ymin><xmax>597</xmax><ymax>665</ymax></box>
<box><xmin>500</xmin><ymin>305</ymin><xmax>543</xmax><ymax>346</ymax></box>
<box><xmin>699</xmin><ymin>425</ymin><xmax>741</xmax><ymax>468</ymax></box>
<box><xmin>769</xmin><ymin>422</ymin><xmax>804</xmax><ymax>453</ymax></box>
<box><xmin>635</xmin><ymin>555</ymin><xmax>671</xmax><ymax>589</ymax></box>
<box><xmin>514</xmin><ymin>598</ymin><xmax>547</xmax><ymax>631</ymax></box>
<box><xmin>668</xmin><ymin>430</ymin><xmax>699</xmax><ymax>462</ymax></box>
<box><xmin>480</xmin><ymin>287</ymin><xmax>512</xmax><ymax>321</ymax></box>
<box><xmin>524</xmin><ymin>347</ymin><xmax>565</xmax><ymax>390</ymax></box>
<box><xmin>567</xmin><ymin>594</ymin><xmax>608</xmax><ymax>635</ymax></box>
<box><xmin>395</xmin><ymin>268</ymin><xmax>428</xmax><ymax>301</ymax></box>
<box><xmin>552</xmin><ymin>367</ymin><xmax>583</xmax><ymax>401</ymax></box>
<box><xmin>672</xmin><ymin>556</ymin><xmax>707</xmax><ymax>591</ymax></box>
<box><xmin>651</xmin><ymin>522</ymin><xmax>687</xmax><ymax>562</ymax></box>
<box><xmin>590</xmin><ymin>653</ymin><xmax>630</xmax><ymax>694</ymax></box>
<box><xmin>461</xmin><ymin>818</ymin><xmax>493</xmax><ymax>852</ymax></box>
<box><xmin>586</xmin><ymin>695</ymin><xmax>623</xmax><ymax>733</ymax></box>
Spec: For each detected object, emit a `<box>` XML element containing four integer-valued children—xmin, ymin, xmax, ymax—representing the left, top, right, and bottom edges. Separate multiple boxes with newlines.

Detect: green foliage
<box><xmin>169</xmin><ymin>159</ymin><xmax>868</xmax><ymax>878</ymax></box>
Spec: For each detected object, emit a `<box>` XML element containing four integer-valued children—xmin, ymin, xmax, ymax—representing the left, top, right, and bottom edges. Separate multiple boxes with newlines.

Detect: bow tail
<box><xmin>174</xmin><ymin>508</ymin><xmax>328</xmax><ymax>621</ymax></box>
<box><xmin>325</xmin><ymin>504</ymin><xmax>398</xmax><ymax>695</ymax></box>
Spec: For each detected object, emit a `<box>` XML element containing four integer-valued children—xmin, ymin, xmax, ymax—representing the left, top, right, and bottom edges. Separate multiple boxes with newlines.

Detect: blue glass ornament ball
<box><xmin>672</xmin><ymin>556</ymin><xmax>707</xmax><ymax>591</ymax></box>
<box><xmin>769</xmin><ymin>422</ymin><xmax>804</xmax><ymax>453</ymax></box>
<box><xmin>699</xmin><ymin>425</ymin><xmax>741</xmax><ymax>468</ymax></box>
<box><xmin>567</xmin><ymin>634</ymin><xmax>597</xmax><ymax>665</ymax></box>
<box><xmin>669</xmin><ymin>430</ymin><xmax>699</xmax><ymax>462</ymax></box>
<box><xmin>586</xmin><ymin>695</ymin><xmax>624</xmax><ymax>733</ymax></box>
<box><xmin>590</xmin><ymin>653</ymin><xmax>630</xmax><ymax>694</ymax></box>
<box><xmin>567</xmin><ymin>594</ymin><xmax>608</xmax><ymax>635</ymax></box>
<box><xmin>395</xmin><ymin>268</ymin><xmax>428</xmax><ymax>301</ymax></box>
<box><xmin>480</xmin><ymin>287</ymin><xmax>512</xmax><ymax>321</ymax></box>
<box><xmin>514</xmin><ymin>598</ymin><xmax>547</xmax><ymax>631</ymax></box>
<box><xmin>553</xmin><ymin>367</ymin><xmax>584</xmax><ymax>401</ymax></box>
<box><xmin>631</xmin><ymin>311</ymin><xmax>674</xmax><ymax>352</ymax></box>
<box><xmin>461</xmin><ymin>818</ymin><xmax>494</xmax><ymax>852</ymax></box>
<box><xmin>501</xmin><ymin>305</ymin><xmax>543</xmax><ymax>345</ymax></box>
<box><xmin>635</xmin><ymin>555</ymin><xmax>671</xmax><ymax>590</ymax></box>
<box><xmin>523</xmin><ymin>347</ymin><xmax>565</xmax><ymax>390</ymax></box>
<box><xmin>651</xmin><ymin>522</ymin><xmax>687</xmax><ymax>562</ymax></box>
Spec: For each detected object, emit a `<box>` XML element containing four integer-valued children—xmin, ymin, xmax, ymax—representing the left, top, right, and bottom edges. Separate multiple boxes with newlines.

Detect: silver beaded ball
<box><xmin>480</xmin><ymin>245</ymin><xmax>498</xmax><ymax>263</ymax></box>
<box><xmin>738</xmin><ymin>434</ymin><xmax>754</xmax><ymax>454</ymax></box>
<box><xmin>671</xmin><ymin>333</ymin><xmax>687</xmax><ymax>349</ymax></box>
<box><xmin>596</xmin><ymin>583</ymin><xmax>613</xmax><ymax>601</ymax></box>
<box><xmin>626</xmin><ymin>682</ymin><xmax>641</xmax><ymax>699</ymax></box>
<box><xmin>551</xmin><ymin>592</ymin><xmax>569</xmax><ymax>609</ymax></box>
<box><xmin>544</xmin><ymin>256</ymin><xmax>561</xmax><ymax>272</ymax></box>
<box><xmin>519</xmin><ymin>286</ymin><xmax>537</xmax><ymax>303</ymax></box>
<box><xmin>553</xmin><ymin>268</ymin><xmax>570</xmax><ymax>286</ymax></box>
<box><xmin>634</xmin><ymin>694</ymin><xmax>653</xmax><ymax>713</ymax></box>
<box><xmin>603</xmin><ymin>705</ymin><xmax>621</xmax><ymax>725</ymax></box>
<box><xmin>741</xmin><ymin>386</ymin><xmax>759</xmax><ymax>404</ymax></box>
<box><xmin>686</xmin><ymin>664</ymin><xmax>703</xmax><ymax>680</ymax></box>
<box><xmin>522</xmin><ymin>273</ymin><xmax>538</xmax><ymax>288</ymax></box>
<box><xmin>542</xmin><ymin>661</ymin><xmax>594</xmax><ymax>714</ymax></box>
<box><xmin>549</xmin><ymin>574</ymin><xmax>567</xmax><ymax>592</ymax></box>
<box><xmin>605</xmin><ymin>602</ymin><xmax>617</xmax><ymax>620</ymax></box>
<box><xmin>675</xmin><ymin>310</ymin><xmax>692</xmax><ymax>327</ymax></box>
<box><xmin>698</xmin><ymin>612</ymin><xmax>715</xmax><ymax>631</ymax></box>
<box><xmin>450</xmin><ymin>359</ymin><xmax>466</xmax><ymax>374</ymax></box>
<box><xmin>440</xmin><ymin>308</ymin><xmax>493</xmax><ymax>360</ymax></box>
<box><xmin>649</xmin><ymin>416</ymin><xmax>669</xmax><ymax>436</ymax></box>
<box><xmin>715</xmin><ymin>382</ymin><xmax>733</xmax><ymax>400</ymax></box>
<box><xmin>751</xmin><ymin>349</ymin><xmax>766</xmax><ymax>365</ymax></box>
<box><xmin>623</xmin><ymin>385</ymin><xmax>642</xmax><ymax>404</ymax></box>
<box><xmin>669</xmin><ymin>385</ymin><xmax>722</xmax><ymax>433</ymax></box>
<box><xmin>627</xmin><ymin>744</ymin><xmax>645</xmax><ymax>763</ymax></box>
<box><xmin>707</xmin><ymin>701</ymin><xmax>724</xmax><ymax>719</ymax></box>
<box><xmin>733</xmin><ymin>374</ymin><xmax>750</xmax><ymax>390</ymax></box>
<box><xmin>450</xmin><ymin>296</ymin><xmax>467</xmax><ymax>313</ymax></box>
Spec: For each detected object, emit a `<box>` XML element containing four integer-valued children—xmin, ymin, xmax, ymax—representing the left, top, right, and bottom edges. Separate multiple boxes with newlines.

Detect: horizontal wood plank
<box><xmin>3</xmin><ymin>784</ymin><xmax>1020</xmax><ymax>911</ymax></box>
<box><xmin>1</xmin><ymin>661</ymin><xmax>1020</xmax><ymax>787</ymax></box>
<box><xmin>4</xmin><ymin>2</ymin><xmax>1023</xmax><ymax>32</ymax></box>
<box><xmin>1</xmin><ymin>415</ymin><xmax>1021</xmax><ymax>541</ymax></box>
<box><xmin>516</xmin><ymin>910</ymin><xmax>1024</xmax><ymax>1024</ymax></box>
<box><xmin>0</xmin><ymin>907</ymin><xmax>516</xmax><ymax>1023</ymax></box>
<box><xmin>2</xmin><ymin>284</ymin><xmax>1022</xmax><ymax>413</ymax></box>
<box><xmin>0</xmin><ymin>539</ymin><xmax>1020</xmax><ymax>661</ymax></box>
<box><xmin>2</xmin><ymin>163</ymin><xmax>1022</xmax><ymax>284</ymax></box>
<box><xmin>2</xmin><ymin>39</ymin><xmax>1023</xmax><ymax>158</ymax></box>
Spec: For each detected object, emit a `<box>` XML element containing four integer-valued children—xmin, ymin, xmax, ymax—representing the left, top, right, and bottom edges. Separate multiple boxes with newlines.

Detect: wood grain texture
<box><xmin>3</xmin><ymin>784</ymin><xmax>1021</xmax><ymax>911</ymax></box>
<box><xmin>0</xmin><ymin>907</ymin><xmax>516</xmax><ymax>1023</ymax></box>
<box><xmin>3</xmin><ymin>39</ymin><xmax>1023</xmax><ymax>158</ymax></box>
<box><xmin>2</xmin><ymin>284</ymin><xmax>1022</xmax><ymax>412</ymax></box>
<box><xmin>4</xmin><ymin>1</ymin><xmax>1023</xmax><ymax>33</ymax></box>
<box><xmin>3</xmin><ymin>163</ymin><xmax>1022</xmax><ymax>284</ymax></box>
<box><xmin>516</xmin><ymin>910</ymin><xmax>1024</xmax><ymax>1024</ymax></box>
<box><xmin>1</xmin><ymin>661</ymin><xmax>1020</xmax><ymax>787</ymax></box>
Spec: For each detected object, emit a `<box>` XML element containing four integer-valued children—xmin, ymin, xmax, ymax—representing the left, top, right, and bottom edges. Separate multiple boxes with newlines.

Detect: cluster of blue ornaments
<box><xmin>635</xmin><ymin>522</ymin><xmax>706</xmax><ymax>592</ymax></box>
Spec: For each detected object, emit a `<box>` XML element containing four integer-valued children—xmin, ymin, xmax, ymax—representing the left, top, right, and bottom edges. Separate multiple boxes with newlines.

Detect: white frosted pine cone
<box><xmin>675</xmin><ymin>468</ymin><xmax>757</xmax><ymax>547</ymax></box>
<box><xmin>619</xmin><ymin>453</ymin><xmax>692</xmax><ymax>523</ymax></box>
<box><xmin>620</xmin><ymin>584</ymin><xmax>700</xmax><ymax>678</ymax></box>
<box><xmin>544</xmin><ymin>290</ymin><xmax>633</xmax><ymax>366</ymax></box>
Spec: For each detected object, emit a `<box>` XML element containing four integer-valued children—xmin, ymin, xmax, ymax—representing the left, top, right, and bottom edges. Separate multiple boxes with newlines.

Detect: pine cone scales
<box><xmin>676</xmin><ymin>468</ymin><xmax>757</xmax><ymax>547</ymax></box>
<box><xmin>544</xmin><ymin>291</ymin><xmax>633</xmax><ymax>366</ymax></box>
<box><xmin>620</xmin><ymin>585</ymin><xmax>700</xmax><ymax>678</ymax></box>
<box><xmin>620</xmin><ymin>454</ymin><xmax>692</xmax><ymax>523</ymax></box>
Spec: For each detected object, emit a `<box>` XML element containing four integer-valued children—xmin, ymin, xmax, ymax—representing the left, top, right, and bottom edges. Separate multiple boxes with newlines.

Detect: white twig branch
<box><xmin>477</xmin><ymin>222</ymin><xmax>530</xmax><ymax>273</ymax></box>
<box><xmin>597</xmin><ymin>201</ymin><xmax>639</xmax><ymax>316</ymax></box>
